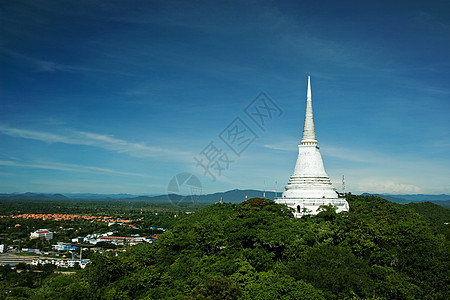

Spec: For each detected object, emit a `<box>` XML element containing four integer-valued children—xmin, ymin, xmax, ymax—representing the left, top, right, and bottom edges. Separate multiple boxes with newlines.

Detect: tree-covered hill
<box><xmin>3</xmin><ymin>195</ymin><xmax>449</xmax><ymax>299</ymax></box>
<box><xmin>404</xmin><ymin>201</ymin><xmax>450</xmax><ymax>240</ymax></box>
<box><xmin>404</xmin><ymin>201</ymin><xmax>450</xmax><ymax>224</ymax></box>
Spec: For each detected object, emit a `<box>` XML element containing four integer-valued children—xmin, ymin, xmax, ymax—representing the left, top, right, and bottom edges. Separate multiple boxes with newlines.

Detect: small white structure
<box><xmin>276</xmin><ymin>76</ymin><xmax>349</xmax><ymax>217</ymax></box>
<box><xmin>72</xmin><ymin>237</ymin><xmax>84</xmax><ymax>243</ymax></box>
<box><xmin>30</xmin><ymin>229</ymin><xmax>53</xmax><ymax>240</ymax></box>
<box><xmin>32</xmin><ymin>258</ymin><xmax>89</xmax><ymax>269</ymax></box>
<box><xmin>52</xmin><ymin>242</ymin><xmax>73</xmax><ymax>251</ymax></box>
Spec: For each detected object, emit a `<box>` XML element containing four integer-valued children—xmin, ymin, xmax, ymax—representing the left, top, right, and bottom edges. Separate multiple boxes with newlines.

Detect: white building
<box><xmin>32</xmin><ymin>258</ymin><xmax>89</xmax><ymax>269</ymax></box>
<box><xmin>276</xmin><ymin>76</ymin><xmax>349</xmax><ymax>217</ymax></box>
<box><xmin>71</xmin><ymin>237</ymin><xmax>84</xmax><ymax>243</ymax></box>
<box><xmin>52</xmin><ymin>242</ymin><xmax>74</xmax><ymax>251</ymax></box>
<box><xmin>30</xmin><ymin>229</ymin><xmax>53</xmax><ymax>240</ymax></box>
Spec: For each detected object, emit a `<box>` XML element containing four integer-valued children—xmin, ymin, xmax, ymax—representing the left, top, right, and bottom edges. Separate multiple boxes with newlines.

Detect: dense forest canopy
<box><xmin>1</xmin><ymin>195</ymin><xmax>449</xmax><ymax>299</ymax></box>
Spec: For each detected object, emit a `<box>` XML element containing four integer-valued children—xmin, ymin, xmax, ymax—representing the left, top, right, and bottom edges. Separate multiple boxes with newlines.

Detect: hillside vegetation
<box><xmin>404</xmin><ymin>201</ymin><xmax>450</xmax><ymax>240</ymax></box>
<box><xmin>3</xmin><ymin>195</ymin><xmax>449</xmax><ymax>299</ymax></box>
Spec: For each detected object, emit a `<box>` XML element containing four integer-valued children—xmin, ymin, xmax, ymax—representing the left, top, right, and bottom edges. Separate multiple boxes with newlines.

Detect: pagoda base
<box><xmin>275</xmin><ymin>196</ymin><xmax>349</xmax><ymax>218</ymax></box>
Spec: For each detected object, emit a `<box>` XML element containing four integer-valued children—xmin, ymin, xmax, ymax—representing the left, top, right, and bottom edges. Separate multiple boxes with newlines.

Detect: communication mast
<box><xmin>263</xmin><ymin>180</ymin><xmax>266</xmax><ymax>199</ymax></box>
<box><xmin>275</xmin><ymin>180</ymin><xmax>278</xmax><ymax>199</ymax></box>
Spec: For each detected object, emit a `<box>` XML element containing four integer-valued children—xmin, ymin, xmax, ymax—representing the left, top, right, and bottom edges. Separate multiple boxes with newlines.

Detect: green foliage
<box><xmin>31</xmin><ymin>273</ymin><xmax>90</xmax><ymax>300</ymax></box>
<box><xmin>286</xmin><ymin>245</ymin><xmax>371</xmax><ymax>299</ymax></box>
<box><xmin>189</xmin><ymin>276</ymin><xmax>242</xmax><ymax>300</ymax></box>
<box><xmin>4</xmin><ymin>196</ymin><xmax>450</xmax><ymax>299</ymax></box>
<box><xmin>404</xmin><ymin>201</ymin><xmax>450</xmax><ymax>224</ymax></box>
<box><xmin>405</xmin><ymin>201</ymin><xmax>450</xmax><ymax>240</ymax></box>
<box><xmin>230</xmin><ymin>260</ymin><xmax>324</xmax><ymax>299</ymax></box>
<box><xmin>370</xmin><ymin>264</ymin><xmax>422</xmax><ymax>300</ymax></box>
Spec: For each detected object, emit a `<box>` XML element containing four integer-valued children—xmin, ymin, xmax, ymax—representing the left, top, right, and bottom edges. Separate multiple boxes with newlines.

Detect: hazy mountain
<box><xmin>1</xmin><ymin>191</ymin><xmax>449</xmax><ymax>207</ymax></box>
<box><xmin>362</xmin><ymin>193</ymin><xmax>450</xmax><ymax>207</ymax></box>
<box><xmin>388</xmin><ymin>194</ymin><xmax>450</xmax><ymax>201</ymax></box>
<box><xmin>196</xmin><ymin>189</ymin><xmax>281</xmax><ymax>203</ymax></box>
<box><xmin>62</xmin><ymin>193</ymin><xmax>142</xmax><ymax>199</ymax></box>
<box><xmin>0</xmin><ymin>193</ymin><xmax>68</xmax><ymax>200</ymax></box>
<box><xmin>121</xmin><ymin>190</ymin><xmax>280</xmax><ymax>204</ymax></box>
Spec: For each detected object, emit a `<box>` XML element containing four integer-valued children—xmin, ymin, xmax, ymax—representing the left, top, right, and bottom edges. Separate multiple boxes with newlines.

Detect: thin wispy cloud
<box><xmin>1</xmin><ymin>48</ymin><xmax>76</xmax><ymax>73</ymax></box>
<box><xmin>0</xmin><ymin>48</ymin><xmax>136</xmax><ymax>76</ymax></box>
<box><xmin>263</xmin><ymin>144</ymin><xmax>296</xmax><ymax>151</ymax></box>
<box><xmin>0</xmin><ymin>125</ymin><xmax>191</xmax><ymax>159</ymax></box>
<box><xmin>320</xmin><ymin>146</ymin><xmax>383</xmax><ymax>164</ymax></box>
<box><xmin>357</xmin><ymin>180</ymin><xmax>422</xmax><ymax>195</ymax></box>
<box><xmin>0</xmin><ymin>126</ymin><xmax>78</xmax><ymax>144</ymax></box>
<box><xmin>0</xmin><ymin>160</ymin><xmax>147</xmax><ymax>177</ymax></box>
<box><xmin>75</xmin><ymin>131</ymin><xmax>190</xmax><ymax>158</ymax></box>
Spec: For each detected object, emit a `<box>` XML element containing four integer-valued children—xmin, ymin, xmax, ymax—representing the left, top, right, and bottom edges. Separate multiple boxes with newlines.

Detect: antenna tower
<box><xmin>275</xmin><ymin>180</ymin><xmax>278</xmax><ymax>199</ymax></box>
<box><xmin>263</xmin><ymin>180</ymin><xmax>266</xmax><ymax>199</ymax></box>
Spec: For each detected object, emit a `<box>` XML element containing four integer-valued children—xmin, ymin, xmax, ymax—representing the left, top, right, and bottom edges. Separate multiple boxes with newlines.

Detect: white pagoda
<box><xmin>276</xmin><ymin>76</ymin><xmax>349</xmax><ymax>217</ymax></box>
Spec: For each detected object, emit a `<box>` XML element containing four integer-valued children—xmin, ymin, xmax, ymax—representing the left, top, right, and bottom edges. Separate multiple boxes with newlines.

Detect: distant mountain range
<box><xmin>361</xmin><ymin>193</ymin><xmax>450</xmax><ymax>207</ymax></box>
<box><xmin>0</xmin><ymin>190</ymin><xmax>279</xmax><ymax>204</ymax></box>
<box><xmin>0</xmin><ymin>192</ymin><xmax>155</xmax><ymax>200</ymax></box>
<box><xmin>0</xmin><ymin>192</ymin><xmax>69</xmax><ymax>200</ymax></box>
<box><xmin>363</xmin><ymin>193</ymin><xmax>450</xmax><ymax>202</ymax></box>
<box><xmin>1</xmin><ymin>191</ymin><xmax>449</xmax><ymax>207</ymax></box>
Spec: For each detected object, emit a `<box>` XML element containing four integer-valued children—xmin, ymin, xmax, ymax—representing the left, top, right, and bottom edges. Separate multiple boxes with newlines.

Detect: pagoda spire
<box><xmin>301</xmin><ymin>76</ymin><xmax>317</xmax><ymax>145</ymax></box>
<box><xmin>275</xmin><ymin>76</ymin><xmax>349</xmax><ymax>217</ymax></box>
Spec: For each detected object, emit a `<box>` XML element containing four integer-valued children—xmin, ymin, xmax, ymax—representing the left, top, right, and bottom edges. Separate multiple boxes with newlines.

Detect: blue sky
<box><xmin>1</xmin><ymin>0</ymin><xmax>449</xmax><ymax>195</ymax></box>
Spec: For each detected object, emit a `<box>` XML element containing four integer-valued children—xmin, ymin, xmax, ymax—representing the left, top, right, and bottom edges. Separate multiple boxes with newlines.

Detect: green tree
<box><xmin>286</xmin><ymin>245</ymin><xmax>371</xmax><ymax>299</ymax></box>
<box><xmin>231</xmin><ymin>260</ymin><xmax>325</xmax><ymax>299</ymax></box>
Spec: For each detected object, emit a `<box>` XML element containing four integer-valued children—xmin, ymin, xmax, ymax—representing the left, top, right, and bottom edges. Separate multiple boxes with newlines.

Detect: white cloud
<box><xmin>1</xmin><ymin>48</ymin><xmax>74</xmax><ymax>73</ymax></box>
<box><xmin>74</xmin><ymin>131</ymin><xmax>190</xmax><ymax>158</ymax></box>
<box><xmin>0</xmin><ymin>126</ymin><xmax>80</xmax><ymax>144</ymax></box>
<box><xmin>320</xmin><ymin>145</ymin><xmax>383</xmax><ymax>163</ymax></box>
<box><xmin>0</xmin><ymin>125</ymin><xmax>191</xmax><ymax>159</ymax></box>
<box><xmin>263</xmin><ymin>144</ymin><xmax>296</xmax><ymax>151</ymax></box>
<box><xmin>0</xmin><ymin>48</ymin><xmax>135</xmax><ymax>76</ymax></box>
<box><xmin>0</xmin><ymin>160</ymin><xmax>147</xmax><ymax>177</ymax></box>
<box><xmin>357</xmin><ymin>180</ymin><xmax>422</xmax><ymax>195</ymax></box>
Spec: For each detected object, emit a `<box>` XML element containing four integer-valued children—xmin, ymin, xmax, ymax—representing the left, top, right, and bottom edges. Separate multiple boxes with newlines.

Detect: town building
<box><xmin>98</xmin><ymin>236</ymin><xmax>147</xmax><ymax>246</ymax></box>
<box><xmin>30</xmin><ymin>229</ymin><xmax>53</xmax><ymax>240</ymax></box>
<box><xmin>276</xmin><ymin>76</ymin><xmax>349</xmax><ymax>217</ymax></box>
<box><xmin>31</xmin><ymin>258</ymin><xmax>89</xmax><ymax>269</ymax></box>
<box><xmin>52</xmin><ymin>242</ymin><xmax>76</xmax><ymax>251</ymax></box>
